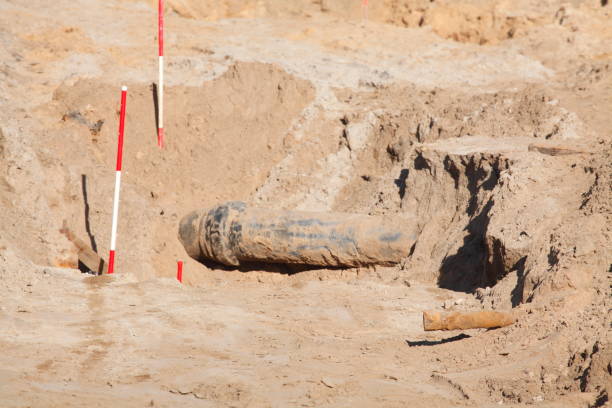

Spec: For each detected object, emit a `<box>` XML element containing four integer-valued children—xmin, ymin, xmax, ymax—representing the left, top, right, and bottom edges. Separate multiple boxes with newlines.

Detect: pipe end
<box><xmin>178</xmin><ymin>210</ymin><xmax>204</xmax><ymax>260</ymax></box>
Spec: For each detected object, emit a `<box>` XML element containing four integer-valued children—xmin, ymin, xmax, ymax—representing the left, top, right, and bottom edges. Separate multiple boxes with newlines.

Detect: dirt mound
<box><xmin>159</xmin><ymin>0</ymin><xmax>612</xmax><ymax>46</ymax></box>
<box><xmin>136</xmin><ymin>0</ymin><xmax>319</xmax><ymax>20</ymax></box>
<box><xmin>41</xmin><ymin>61</ymin><xmax>315</xmax><ymax>279</ymax></box>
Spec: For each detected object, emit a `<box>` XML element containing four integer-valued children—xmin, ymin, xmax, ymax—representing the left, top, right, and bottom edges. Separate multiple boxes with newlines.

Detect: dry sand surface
<box><xmin>0</xmin><ymin>0</ymin><xmax>611</xmax><ymax>406</ymax></box>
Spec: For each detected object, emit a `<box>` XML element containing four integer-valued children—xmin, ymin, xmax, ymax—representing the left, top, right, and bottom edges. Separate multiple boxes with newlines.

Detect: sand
<box><xmin>0</xmin><ymin>0</ymin><xmax>610</xmax><ymax>406</ymax></box>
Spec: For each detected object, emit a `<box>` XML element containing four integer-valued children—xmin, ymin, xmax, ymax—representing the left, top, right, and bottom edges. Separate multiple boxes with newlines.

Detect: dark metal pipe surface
<box><xmin>179</xmin><ymin>201</ymin><xmax>417</xmax><ymax>267</ymax></box>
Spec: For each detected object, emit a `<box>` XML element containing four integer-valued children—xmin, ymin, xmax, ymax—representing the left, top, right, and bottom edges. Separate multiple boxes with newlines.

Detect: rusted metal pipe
<box><xmin>422</xmin><ymin>310</ymin><xmax>516</xmax><ymax>331</ymax></box>
<box><xmin>178</xmin><ymin>201</ymin><xmax>417</xmax><ymax>267</ymax></box>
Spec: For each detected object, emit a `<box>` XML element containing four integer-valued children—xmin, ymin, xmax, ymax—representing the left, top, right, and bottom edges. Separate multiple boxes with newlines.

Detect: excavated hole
<box><xmin>42</xmin><ymin>61</ymin><xmax>316</xmax><ymax>280</ymax></box>
<box><xmin>37</xmin><ymin>61</ymin><xmax>579</xmax><ymax>306</ymax></box>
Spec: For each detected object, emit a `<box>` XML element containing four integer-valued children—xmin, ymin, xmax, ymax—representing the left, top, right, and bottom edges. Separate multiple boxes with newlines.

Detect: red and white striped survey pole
<box><xmin>362</xmin><ymin>0</ymin><xmax>369</xmax><ymax>22</ymax></box>
<box><xmin>108</xmin><ymin>86</ymin><xmax>128</xmax><ymax>274</ymax></box>
<box><xmin>157</xmin><ymin>0</ymin><xmax>164</xmax><ymax>148</ymax></box>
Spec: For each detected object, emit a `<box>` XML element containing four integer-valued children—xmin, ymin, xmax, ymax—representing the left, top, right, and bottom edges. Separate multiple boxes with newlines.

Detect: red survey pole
<box><xmin>362</xmin><ymin>0</ymin><xmax>369</xmax><ymax>22</ymax></box>
<box><xmin>108</xmin><ymin>86</ymin><xmax>128</xmax><ymax>274</ymax></box>
<box><xmin>157</xmin><ymin>0</ymin><xmax>164</xmax><ymax>148</ymax></box>
<box><xmin>177</xmin><ymin>260</ymin><xmax>183</xmax><ymax>283</ymax></box>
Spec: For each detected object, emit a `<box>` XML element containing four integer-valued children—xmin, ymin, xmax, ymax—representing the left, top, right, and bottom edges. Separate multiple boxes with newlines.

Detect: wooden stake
<box><xmin>60</xmin><ymin>222</ymin><xmax>108</xmax><ymax>275</ymax></box>
<box><xmin>528</xmin><ymin>143</ymin><xmax>591</xmax><ymax>156</ymax></box>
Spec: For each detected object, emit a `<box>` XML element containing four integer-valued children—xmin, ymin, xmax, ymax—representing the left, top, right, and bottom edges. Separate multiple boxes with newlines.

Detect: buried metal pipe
<box><xmin>178</xmin><ymin>201</ymin><xmax>418</xmax><ymax>267</ymax></box>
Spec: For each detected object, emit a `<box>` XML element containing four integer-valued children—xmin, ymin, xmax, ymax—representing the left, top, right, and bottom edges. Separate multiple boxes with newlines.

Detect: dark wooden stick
<box><xmin>528</xmin><ymin>144</ymin><xmax>591</xmax><ymax>156</ymax></box>
<box><xmin>60</xmin><ymin>221</ymin><xmax>107</xmax><ymax>275</ymax></box>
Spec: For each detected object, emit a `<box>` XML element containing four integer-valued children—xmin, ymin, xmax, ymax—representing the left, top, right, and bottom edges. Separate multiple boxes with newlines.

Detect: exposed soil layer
<box><xmin>0</xmin><ymin>0</ymin><xmax>610</xmax><ymax>407</ymax></box>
